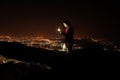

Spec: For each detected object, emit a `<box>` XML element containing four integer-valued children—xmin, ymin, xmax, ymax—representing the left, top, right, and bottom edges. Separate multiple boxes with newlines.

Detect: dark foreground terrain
<box><xmin>0</xmin><ymin>41</ymin><xmax>120</xmax><ymax>79</ymax></box>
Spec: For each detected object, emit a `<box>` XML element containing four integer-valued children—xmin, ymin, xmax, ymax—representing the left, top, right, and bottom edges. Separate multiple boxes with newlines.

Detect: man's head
<box><xmin>63</xmin><ymin>20</ymin><xmax>70</xmax><ymax>28</ymax></box>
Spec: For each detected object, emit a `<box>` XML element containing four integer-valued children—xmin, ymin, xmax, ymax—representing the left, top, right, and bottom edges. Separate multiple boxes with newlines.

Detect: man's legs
<box><xmin>65</xmin><ymin>43</ymin><xmax>73</xmax><ymax>54</ymax></box>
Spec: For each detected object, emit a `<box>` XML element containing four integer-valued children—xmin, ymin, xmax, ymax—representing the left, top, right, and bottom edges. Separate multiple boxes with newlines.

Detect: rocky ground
<box><xmin>0</xmin><ymin>41</ymin><xmax>120</xmax><ymax>80</ymax></box>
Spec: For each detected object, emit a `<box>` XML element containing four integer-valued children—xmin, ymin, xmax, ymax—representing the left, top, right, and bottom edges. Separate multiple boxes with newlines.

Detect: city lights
<box><xmin>0</xmin><ymin>36</ymin><xmax>120</xmax><ymax>52</ymax></box>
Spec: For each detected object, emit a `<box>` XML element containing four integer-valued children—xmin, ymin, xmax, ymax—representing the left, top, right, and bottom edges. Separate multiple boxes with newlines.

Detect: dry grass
<box><xmin>0</xmin><ymin>54</ymin><xmax>21</xmax><ymax>64</ymax></box>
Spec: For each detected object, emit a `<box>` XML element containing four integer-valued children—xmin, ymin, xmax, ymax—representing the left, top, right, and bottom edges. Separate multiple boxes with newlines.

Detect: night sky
<box><xmin>0</xmin><ymin>1</ymin><xmax>119</xmax><ymax>41</ymax></box>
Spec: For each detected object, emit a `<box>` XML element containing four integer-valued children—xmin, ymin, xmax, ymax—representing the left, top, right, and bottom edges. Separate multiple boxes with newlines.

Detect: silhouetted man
<box><xmin>58</xmin><ymin>20</ymin><xmax>74</xmax><ymax>53</ymax></box>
